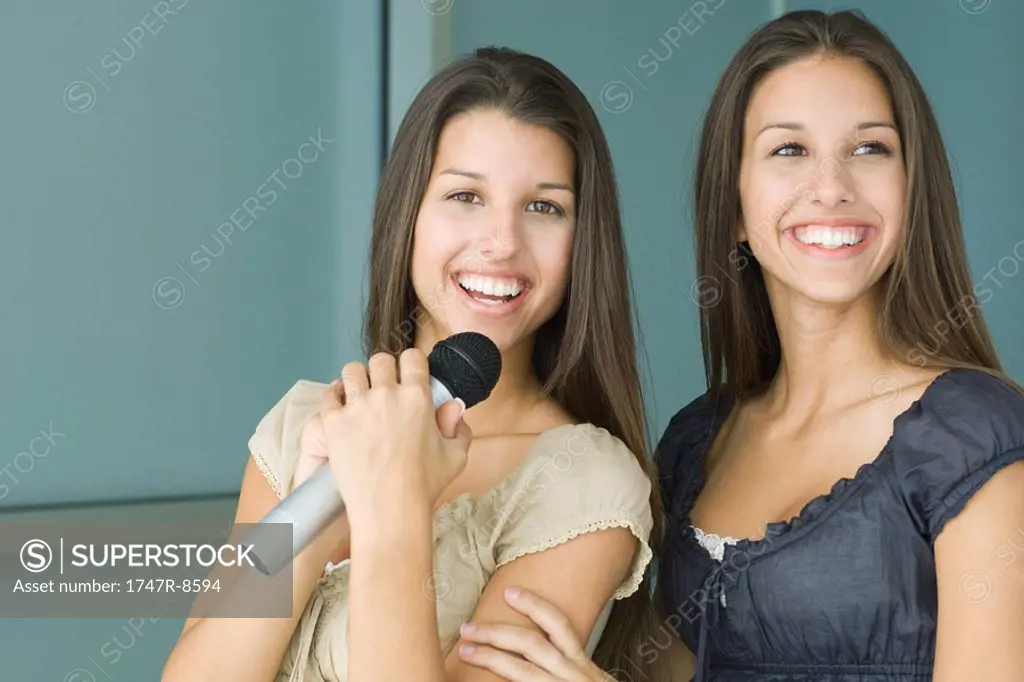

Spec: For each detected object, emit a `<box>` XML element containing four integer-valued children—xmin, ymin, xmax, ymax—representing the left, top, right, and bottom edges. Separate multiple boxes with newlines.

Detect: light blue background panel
<box><xmin>0</xmin><ymin>1</ymin><xmax>1020</xmax><ymax>679</ymax></box>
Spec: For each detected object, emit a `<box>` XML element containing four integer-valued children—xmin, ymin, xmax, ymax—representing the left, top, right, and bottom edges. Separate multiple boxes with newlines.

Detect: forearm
<box><xmin>347</xmin><ymin>504</ymin><xmax>447</xmax><ymax>682</ymax></box>
<box><xmin>162</xmin><ymin>533</ymin><xmax>336</xmax><ymax>682</ymax></box>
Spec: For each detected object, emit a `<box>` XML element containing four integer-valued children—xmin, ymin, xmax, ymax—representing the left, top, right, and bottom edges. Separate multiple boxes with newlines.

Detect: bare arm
<box><xmin>447</xmin><ymin>527</ymin><xmax>638</xmax><ymax>681</ymax></box>
<box><xmin>161</xmin><ymin>455</ymin><xmax>349</xmax><ymax>682</ymax></box>
<box><xmin>933</xmin><ymin>459</ymin><xmax>1024</xmax><ymax>681</ymax></box>
<box><xmin>346</xmin><ymin>512</ymin><xmax>637</xmax><ymax>682</ymax></box>
<box><xmin>455</xmin><ymin>577</ymin><xmax>695</xmax><ymax>681</ymax></box>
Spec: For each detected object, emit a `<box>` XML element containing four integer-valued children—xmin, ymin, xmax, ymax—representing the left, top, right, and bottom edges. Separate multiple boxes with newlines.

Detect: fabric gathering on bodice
<box><xmin>656</xmin><ymin>369</ymin><xmax>1024</xmax><ymax>681</ymax></box>
<box><xmin>247</xmin><ymin>380</ymin><xmax>655</xmax><ymax>682</ymax></box>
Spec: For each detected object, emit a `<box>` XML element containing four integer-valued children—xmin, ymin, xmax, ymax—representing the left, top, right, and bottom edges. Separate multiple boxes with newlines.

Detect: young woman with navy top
<box><xmin>455</xmin><ymin>10</ymin><xmax>1024</xmax><ymax>682</ymax></box>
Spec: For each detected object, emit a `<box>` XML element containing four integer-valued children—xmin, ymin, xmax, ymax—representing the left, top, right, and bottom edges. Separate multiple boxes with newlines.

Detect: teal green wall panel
<box><xmin>1</xmin><ymin>0</ymin><xmax>380</xmax><ymax>509</ymax></box>
<box><xmin>783</xmin><ymin>0</ymin><xmax>1024</xmax><ymax>380</ymax></box>
<box><xmin>446</xmin><ymin>0</ymin><xmax>777</xmax><ymax>439</ymax></box>
<box><xmin>445</xmin><ymin>0</ymin><xmax>1023</xmax><ymax>440</ymax></box>
<box><xmin>0</xmin><ymin>0</ymin><xmax>382</xmax><ymax>678</ymax></box>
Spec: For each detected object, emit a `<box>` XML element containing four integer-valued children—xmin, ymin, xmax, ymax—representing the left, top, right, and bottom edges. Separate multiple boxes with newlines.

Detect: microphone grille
<box><xmin>427</xmin><ymin>332</ymin><xmax>502</xmax><ymax>409</ymax></box>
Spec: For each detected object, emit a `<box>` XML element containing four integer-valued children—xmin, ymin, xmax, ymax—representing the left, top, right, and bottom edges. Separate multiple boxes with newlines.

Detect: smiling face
<box><xmin>738</xmin><ymin>55</ymin><xmax>907</xmax><ymax>305</ymax></box>
<box><xmin>410</xmin><ymin>108</ymin><xmax>577</xmax><ymax>352</ymax></box>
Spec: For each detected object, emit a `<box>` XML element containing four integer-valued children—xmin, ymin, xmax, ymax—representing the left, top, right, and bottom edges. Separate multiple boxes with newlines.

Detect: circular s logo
<box><xmin>958</xmin><ymin>570</ymin><xmax>992</xmax><ymax>603</ymax></box>
<box><xmin>868</xmin><ymin>374</ymin><xmax>902</xmax><ymax>408</ymax></box>
<box><xmin>153</xmin><ymin>276</ymin><xmax>185</xmax><ymax>310</ymax></box>
<box><xmin>422</xmin><ymin>0</ymin><xmax>454</xmax><ymax>15</ymax></box>
<box><xmin>64</xmin><ymin>81</ymin><xmax>96</xmax><ymax>114</ymax></box>
<box><xmin>690</xmin><ymin>276</ymin><xmax>723</xmax><ymax>309</ymax></box>
<box><xmin>21</xmin><ymin>539</ymin><xmax>53</xmax><ymax>573</ymax></box>
<box><xmin>600</xmin><ymin>81</ymin><xmax>633</xmax><ymax>114</ymax></box>
<box><xmin>960</xmin><ymin>0</ymin><xmax>992</xmax><ymax>14</ymax></box>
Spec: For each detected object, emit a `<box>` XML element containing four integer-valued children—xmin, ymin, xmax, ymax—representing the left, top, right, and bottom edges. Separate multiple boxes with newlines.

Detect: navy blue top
<box><xmin>657</xmin><ymin>368</ymin><xmax>1024</xmax><ymax>681</ymax></box>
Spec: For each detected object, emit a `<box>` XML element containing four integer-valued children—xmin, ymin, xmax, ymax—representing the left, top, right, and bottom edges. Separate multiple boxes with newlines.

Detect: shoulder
<box><xmin>247</xmin><ymin>379</ymin><xmax>329</xmax><ymax>497</ymax></box>
<box><xmin>526</xmin><ymin>422</ymin><xmax>647</xmax><ymax>479</ymax></box>
<box><xmin>504</xmin><ymin>423</ymin><xmax>652</xmax><ymax>514</ymax></box>
<box><xmin>491</xmin><ymin>423</ymin><xmax>655</xmax><ymax>599</ymax></box>
<box><xmin>655</xmin><ymin>391</ymin><xmax>731</xmax><ymax>513</ymax></box>
<box><xmin>892</xmin><ymin>368</ymin><xmax>1024</xmax><ymax>539</ymax></box>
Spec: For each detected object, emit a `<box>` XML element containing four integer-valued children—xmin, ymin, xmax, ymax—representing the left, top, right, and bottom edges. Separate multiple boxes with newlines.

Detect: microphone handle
<box><xmin>246</xmin><ymin>376</ymin><xmax>456</xmax><ymax>576</ymax></box>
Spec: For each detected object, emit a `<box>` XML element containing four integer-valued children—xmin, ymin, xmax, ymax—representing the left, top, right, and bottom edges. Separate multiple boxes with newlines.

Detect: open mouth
<box><xmin>452</xmin><ymin>273</ymin><xmax>528</xmax><ymax>306</ymax></box>
<box><xmin>791</xmin><ymin>225</ymin><xmax>871</xmax><ymax>250</ymax></box>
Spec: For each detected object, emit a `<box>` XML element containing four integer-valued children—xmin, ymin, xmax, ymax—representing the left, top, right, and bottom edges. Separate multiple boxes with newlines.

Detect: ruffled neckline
<box><xmin>674</xmin><ymin>369</ymin><xmax>967</xmax><ymax>560</ymax></box>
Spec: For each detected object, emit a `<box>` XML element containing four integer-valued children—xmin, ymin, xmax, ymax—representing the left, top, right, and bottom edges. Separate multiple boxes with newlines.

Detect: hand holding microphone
<box><xmin>246</xmin><ymin>332</ymin><xmax>501</xmax><ymax>576</ymax></box>
<box><xmin>294</xmin><ymin>398</ymin><xmax>337</xmax><ymax>490</ymax></box>
<box><xmin>319</xmin><ymin>347</ymin><xmax>474</xmax><ymax>529</ymax></box>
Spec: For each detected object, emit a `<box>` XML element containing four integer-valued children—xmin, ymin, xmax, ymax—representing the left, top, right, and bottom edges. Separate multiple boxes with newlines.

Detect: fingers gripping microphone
<box><xmin>246</xmin><ymin>332</ymin><xmax>501</xmax><ymax>577</ymax></box>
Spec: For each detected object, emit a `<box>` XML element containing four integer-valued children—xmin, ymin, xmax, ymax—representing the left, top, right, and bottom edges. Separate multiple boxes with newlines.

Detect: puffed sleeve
<box><xmin>488</xmin><ymin>424</ymin><xmax>655</xmax><ymax>600</ymax></box>
<box><xmin>655</xmin><ymin>391</ymin><xmax>723</xmax><ymax>522</ymax></box>
<box><xmin>247</xmin><ymin>380</ymin><xmax>329</xmax><ymax>498</ymax></box>
<box><xmin>894</xmin><ymin>369</ymin><xmax>1024</xmax><ymax>540</ymax></box>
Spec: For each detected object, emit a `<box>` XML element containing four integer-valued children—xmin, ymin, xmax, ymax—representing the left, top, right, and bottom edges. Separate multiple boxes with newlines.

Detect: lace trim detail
<box><xmin>496</xmin><ymin>517</ymin><xmax>654</xmax><ymax>600</ymax></box>
<box><xmin>681</xmin><ymin>370</ymin><xmax>970</xmax><ymax>548</ymax></box>
<box><xmin>674</xmin><ymin>392</ymin><xmax>887</xmax><ymax>552</ymax></box>
<box><xmin>324</xmin><ymin>558</ymin><xmax>349</xmax><ymax>575</ymax></box>
<box><xmin>692</xmin><ymin>525</ymin><xmax>740</xmax><ymax>562</ymax></box>
<box><xmin>691</xmin><ymin>525</ymin><xmax>739</xmax><ymax>607</ymax></box>
<box><xmin>250</xmin><ymin>441</ymin><xmax>284</xmax><ymax>498</ymax></box>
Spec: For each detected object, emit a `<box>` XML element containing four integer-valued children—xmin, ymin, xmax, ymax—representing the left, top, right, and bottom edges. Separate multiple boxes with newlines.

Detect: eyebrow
<box><xmin>756</xmin><ymin>121</ymin><xmax>898</xmax><ymax>136</ymax></box>
<box><xmin>438</xmin><ymin>168</ymin><xmax>575</xmax><ymax>194</ymax></box>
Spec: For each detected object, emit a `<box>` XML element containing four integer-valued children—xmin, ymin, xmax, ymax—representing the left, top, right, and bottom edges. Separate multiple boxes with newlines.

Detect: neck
<box><xmin>413</xmin><ymin>325</ymin><xmax>543</xmax><ymax>435</ymax></box>
<box><xmin>762</xmin><ymin>279</ymin><xmax>897</xmax><ymax>419</ymax></box>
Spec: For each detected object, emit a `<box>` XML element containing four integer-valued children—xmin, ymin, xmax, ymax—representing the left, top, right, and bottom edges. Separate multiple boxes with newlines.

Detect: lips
<box><xmin>449</xmin><ymin>271</ymin><xmax>533</xmax><ymax>316</ymax></box>
<box><xmin>791</xmin><ymin>225</ymin><xmax>870</xmax><ymax>249</ymax></box>
<box><xmin>454</xmin><ymin>273</ymin><xmax>526</xmax><ymax>302</ymax></box>
<box><xmin>780</xmin><ymin>219</ymin><xmax>878</xmax><ymax>261</ymax></box>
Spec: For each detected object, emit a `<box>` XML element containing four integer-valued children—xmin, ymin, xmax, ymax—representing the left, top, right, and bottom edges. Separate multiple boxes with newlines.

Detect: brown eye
<box><xmin>526</xmin><ymin>200</ymin><xmax>563</xmax><ymax>216</ymax></box>
<box><xmin>448</xmin><ymin>191</ymin><xmax>481</xmax><ymax>204</ymax></box>
<box><xmin>852</xmin><ymin>140</ymin><xmax>893</xmax><ymax>156</ymax></box>
<box><xmin>772</xmin><ymin>142</ymin><xmax>807</xmax><ymax>157</ymax></box>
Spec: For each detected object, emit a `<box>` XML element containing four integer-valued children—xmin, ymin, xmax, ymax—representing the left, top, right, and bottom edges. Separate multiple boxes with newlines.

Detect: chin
<box><xmin>434</xmin><ymin>315</ymin><xmax>524</xmax><ymax>352</ymax></box>
<box><xmin>792</xmin><ymin>280</ymin><xmax>875</xmax><ymax>306</ymax></box>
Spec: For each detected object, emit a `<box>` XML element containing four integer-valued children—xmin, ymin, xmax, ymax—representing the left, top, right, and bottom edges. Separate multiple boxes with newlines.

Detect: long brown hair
<box><xmin>694</xmin><ymin>9</ymin><xmax>1009</xmax><ymax>401</ymax></box>
<box><xmin>363</xmin><ymin>46</ymin><xmax>666</xmax><ymax>680</ymax></box>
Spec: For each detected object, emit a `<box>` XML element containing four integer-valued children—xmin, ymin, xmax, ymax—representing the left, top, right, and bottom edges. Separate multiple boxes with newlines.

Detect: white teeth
<box><xmin>795</xmin><ymin>227</ymin><xmax>866</xmax><ymax>249</ymax></box>
<box><xmin>456</xmin><ymin>274</ymin><xmax>523</xmax><ymax>297</ymax></box>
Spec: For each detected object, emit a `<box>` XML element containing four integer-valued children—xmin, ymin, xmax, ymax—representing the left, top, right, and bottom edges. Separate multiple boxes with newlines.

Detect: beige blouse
<box><xmin>248</xmin><ymin>380</ymin><xmax>655</xmax><ymax>682</ymax></box>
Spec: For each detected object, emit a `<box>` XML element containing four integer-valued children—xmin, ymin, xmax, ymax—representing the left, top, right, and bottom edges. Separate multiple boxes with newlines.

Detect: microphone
<box><xmin>245</xmin><ymin>331</ymin><xmax>502</xmax><ymax>577</ymax></box>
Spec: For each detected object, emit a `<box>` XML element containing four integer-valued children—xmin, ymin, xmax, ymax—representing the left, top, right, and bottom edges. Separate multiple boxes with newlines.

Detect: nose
<box><xmin>476</xmin><ymin>215</ymin><xmax>520</xmax><ymax>262</ymax></box>
<box><xmin>807</xmin><ymin>157</ymin><xmax>856</xmax><ymax>208</ymax></box>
